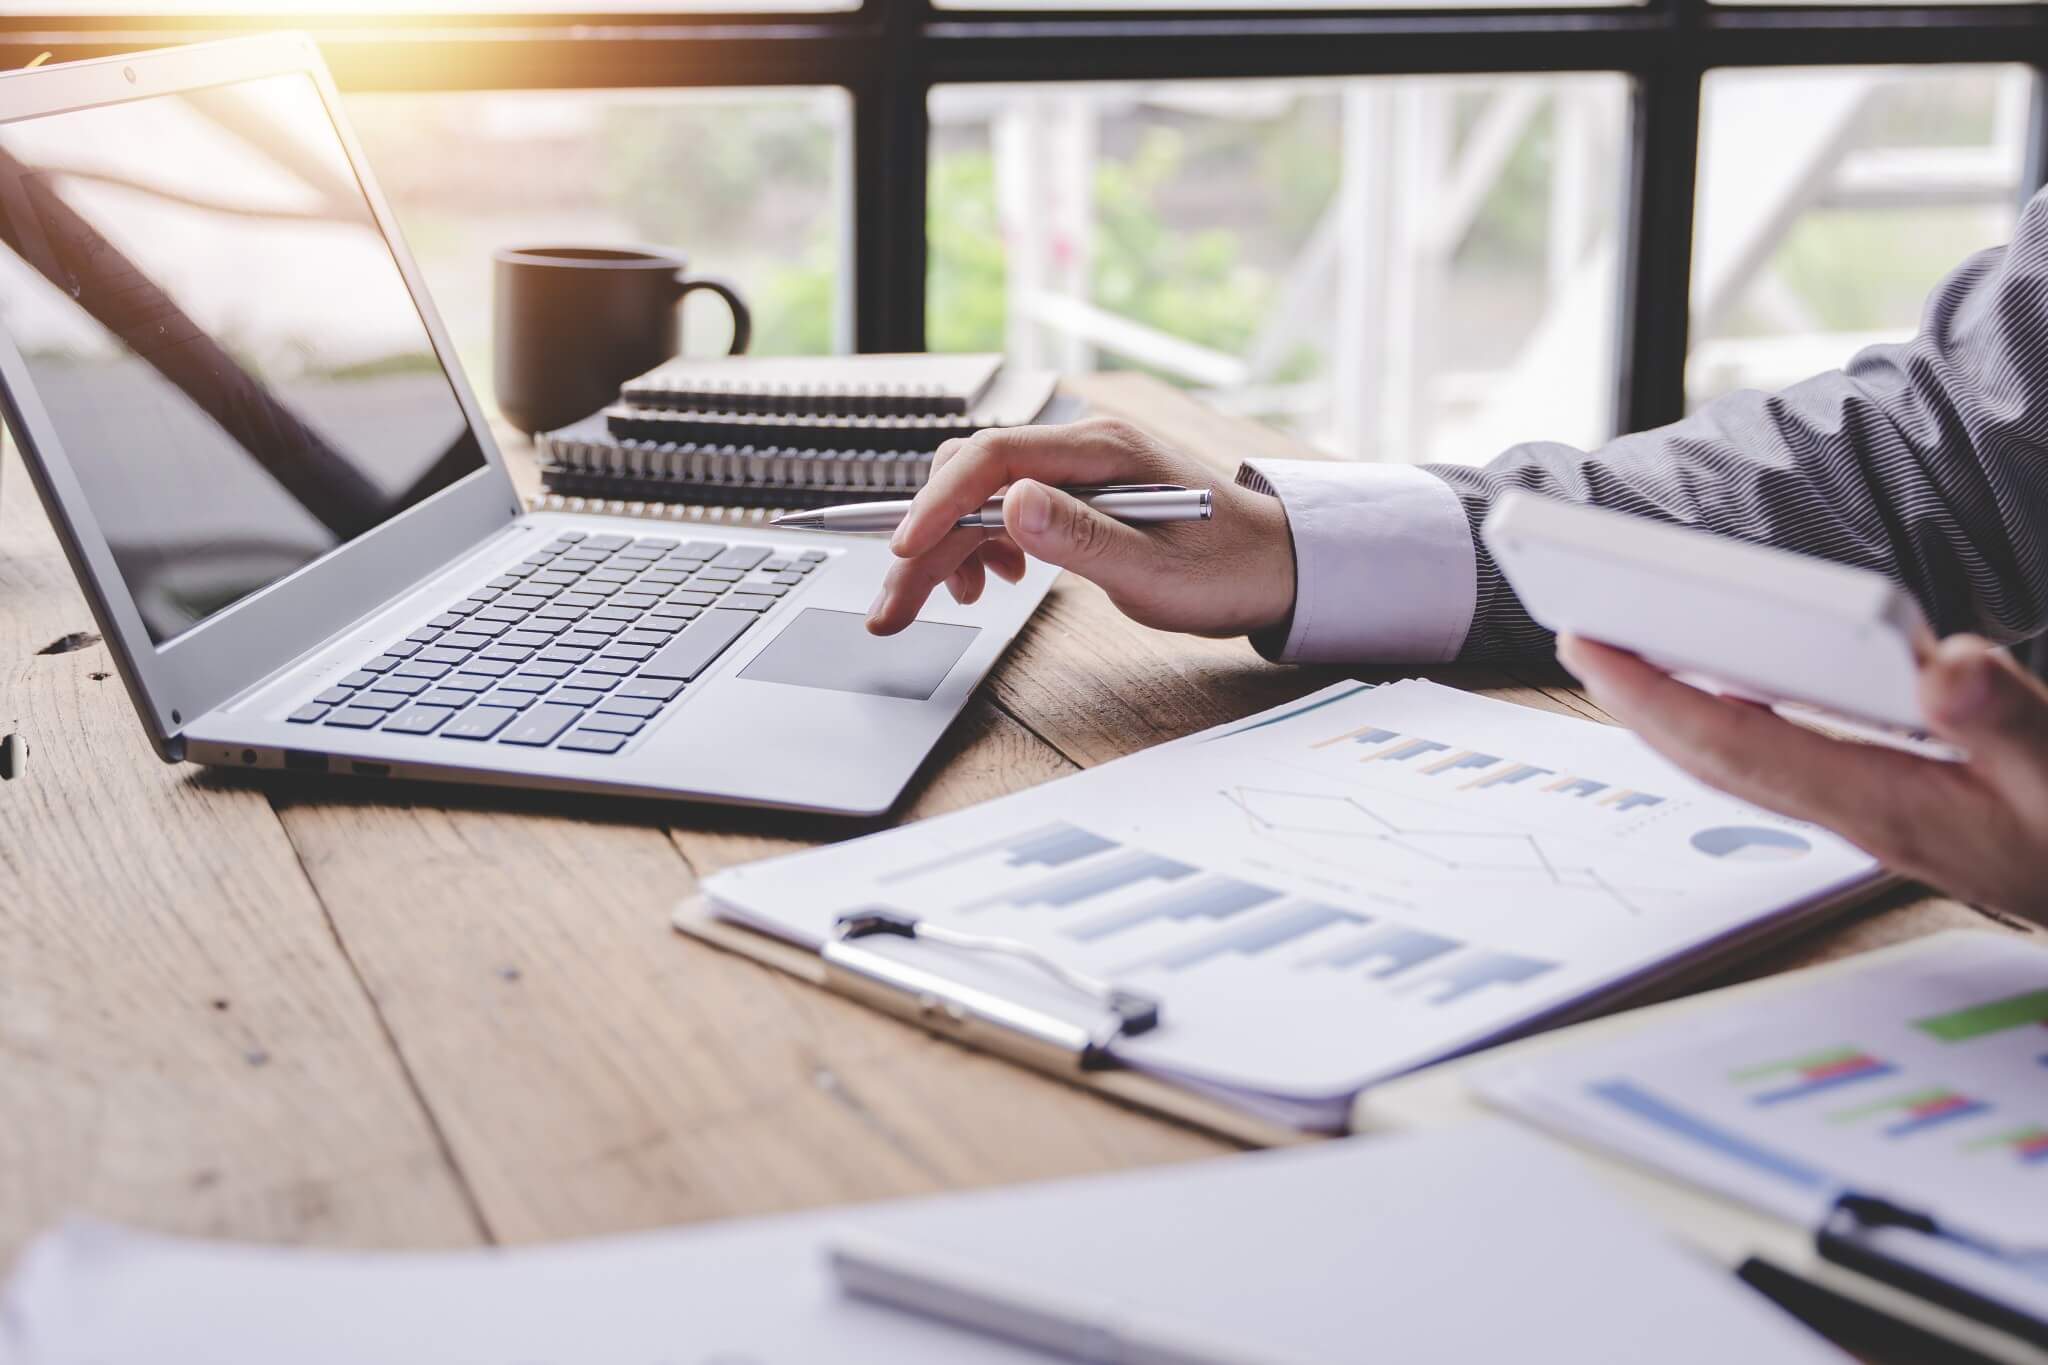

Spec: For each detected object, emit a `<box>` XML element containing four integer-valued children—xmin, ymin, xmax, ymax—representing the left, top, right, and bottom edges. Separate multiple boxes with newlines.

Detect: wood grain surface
<box><xmin>0</xmin><ymin>375</ymin><xmax>2033</xmax><ymax>1274</ymax></box>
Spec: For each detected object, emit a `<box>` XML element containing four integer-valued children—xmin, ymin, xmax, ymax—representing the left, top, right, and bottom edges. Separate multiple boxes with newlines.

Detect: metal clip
<box><xmin>822</xmin><ymin>909</ymin><xmax>1160</xmax><ymax>1072</ymax></box>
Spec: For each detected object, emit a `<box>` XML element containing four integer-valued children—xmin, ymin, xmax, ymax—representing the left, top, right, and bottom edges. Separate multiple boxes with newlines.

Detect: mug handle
<box><xmin>674</xmin><ymin>273</ymin><xmax>753</xmax><ymax>356</ymax></box>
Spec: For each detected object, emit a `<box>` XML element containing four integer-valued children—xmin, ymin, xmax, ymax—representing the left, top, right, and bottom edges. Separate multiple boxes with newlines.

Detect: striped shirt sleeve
<box><xmin>1425</xmin><ymin>184</ymin><xmax>2048</xmax><ymax>661</ymax></box>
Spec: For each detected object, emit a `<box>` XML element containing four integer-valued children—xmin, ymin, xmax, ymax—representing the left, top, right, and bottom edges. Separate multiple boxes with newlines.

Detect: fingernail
<box><xmin>1016</xmin><ymin>481</ymin><xmax>1051</xmax><ymax>536</ymax></box>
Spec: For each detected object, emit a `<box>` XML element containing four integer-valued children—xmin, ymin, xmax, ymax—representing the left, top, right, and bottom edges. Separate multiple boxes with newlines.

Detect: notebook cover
<box><xmin>622</xmin><ymin>353</ymin><xmax>1004</xmax><ymax>417</ymax></box>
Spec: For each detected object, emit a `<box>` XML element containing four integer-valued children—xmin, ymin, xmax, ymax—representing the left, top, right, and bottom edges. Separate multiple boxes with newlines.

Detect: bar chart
<box><xmin>1311</xmin><ymin>718</ymin><xmax>1668</xmax><ymax>816</ymax></box>
<box><xmin>1730</xmin><ymin>1045</ymin><xmax>1899</xmax><ymax>1105</ymax></box>
<box><xmin>1829</xmin><ymin>1086</ymin><xmax>1993</xmax><ymax>1139</ymax></box>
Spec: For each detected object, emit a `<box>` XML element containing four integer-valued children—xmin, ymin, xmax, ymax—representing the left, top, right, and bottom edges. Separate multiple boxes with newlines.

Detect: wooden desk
<box><xmin>0</xmin><ymin>373</ymin><xmax>2034</xmax><ymax>1267</ymax></box>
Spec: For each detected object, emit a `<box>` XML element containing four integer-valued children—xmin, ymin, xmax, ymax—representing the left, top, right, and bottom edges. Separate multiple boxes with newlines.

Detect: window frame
<box><xmin>3</xmin><ymin>0</ymin><xmax>2043</xmax><ymax>437</ymax></box>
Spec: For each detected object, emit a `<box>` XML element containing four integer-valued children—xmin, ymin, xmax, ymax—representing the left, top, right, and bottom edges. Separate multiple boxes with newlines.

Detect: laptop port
<box><xmin>283</xmin><ymin>750</ymin><xmax>327</xmax><ymax>773</ymax></box>
<box><xmin>350</xmin><ymin>761</ymin><xmax>392</xmax><ymax>778</ymax></box>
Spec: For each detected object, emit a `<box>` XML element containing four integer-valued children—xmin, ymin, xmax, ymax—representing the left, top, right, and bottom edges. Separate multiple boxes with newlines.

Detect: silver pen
<box><xmin>771</xmin><ymin>484</ymin><xmax>1213</xmax><ymax>534</ymax></box>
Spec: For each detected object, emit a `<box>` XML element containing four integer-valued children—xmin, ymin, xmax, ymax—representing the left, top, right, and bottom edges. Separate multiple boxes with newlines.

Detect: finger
<box><xmin>982</xmin><ymin>538</ymin><xmax>1029</xmax><ymax>585</ymax></box>
<box><xmin>1001</xmin><ymin>479</ymin><xmax>1161</xmax><ymax>590</ymax></box>
<box><xmin>1921</xmin><ymin>634</ymin><xmax>2048</xmax><ymax>802</ymax></box>
<box><xmin>1557</xmin><ymin>635</ymin><xmax>1958</xmax><ymax>862</ymax></box>
<box><xmin>891</xmin><ymin>421</ymin><xmax>1171</xmax><ymax>560</ymax></box>
<box><xmin>866</xmin><ymin>526</ymin><xmax>988</xmax><ymax>635</ymax></box>
<box><xmin>946</xmin><ymin>553</ymin><xmax>987</xmax><ymax>606</ymax></box>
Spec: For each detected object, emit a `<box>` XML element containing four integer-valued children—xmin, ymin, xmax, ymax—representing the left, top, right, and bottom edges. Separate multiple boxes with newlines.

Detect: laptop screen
<box><xmin>0</xmin><ymin>72</ymin><xmax>486</xmax><ymax>645</ymax></box>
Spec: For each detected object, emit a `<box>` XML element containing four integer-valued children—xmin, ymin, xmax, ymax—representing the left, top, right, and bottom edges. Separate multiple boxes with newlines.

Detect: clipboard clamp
<box><xmin>823</xmin><ymin>909</ymin><xmax>1160</xmax><ymax>1072</ymax></box>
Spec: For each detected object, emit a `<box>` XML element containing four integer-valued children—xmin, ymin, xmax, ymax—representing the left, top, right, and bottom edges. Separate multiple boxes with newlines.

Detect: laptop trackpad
<box><xmin>738</xmin><ymin>608</ymin><xmax>980</xmax><ymax>701</ymax></box>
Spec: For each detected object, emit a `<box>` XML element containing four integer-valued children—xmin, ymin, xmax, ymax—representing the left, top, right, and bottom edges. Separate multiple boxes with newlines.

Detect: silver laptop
<box><xmin>0</xmin><ymin>35</ymin><xmax>1054</xmax><ymax>817</ymax></box>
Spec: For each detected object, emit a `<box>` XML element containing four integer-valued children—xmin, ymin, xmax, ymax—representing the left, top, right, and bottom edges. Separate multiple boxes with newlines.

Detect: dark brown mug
<box><xmin>492</xmin><ymin>245</ymin><xmax>753</xmax><ymax>436</ymax></box>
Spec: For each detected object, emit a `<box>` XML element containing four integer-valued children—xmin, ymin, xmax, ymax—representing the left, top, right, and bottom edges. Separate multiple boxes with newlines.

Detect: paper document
<box><xmin>707</xmin><ymin>680</ymin><xmax>1883</xmax><ymax>1127</ymax></box>
<box><xmin>1</xmin><ymin>1123</ymin><xmax>1839</xmax><ymax>1364</ymax></box>
<box><xmin>1475</xmin><ymin>931</ymin><xmax>2048</xmax><ymax>1258</ymax></box>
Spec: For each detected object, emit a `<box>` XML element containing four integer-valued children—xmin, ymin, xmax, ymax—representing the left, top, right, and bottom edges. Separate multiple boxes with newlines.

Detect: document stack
<box><xmin>532</xmin><ymin>353</ymin><xmax>1071</xmax><ymax>519</ymax></box>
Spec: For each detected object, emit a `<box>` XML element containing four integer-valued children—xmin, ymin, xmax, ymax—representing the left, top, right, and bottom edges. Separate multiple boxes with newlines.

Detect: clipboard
<box><xmin>672</xmin><ymin>894</ymin><xmax>1312</xmax><ymax>1150</ymax></box>
<box><xmin>1351</xmin><ymin>930</ymin><xmax>2048</xmax><ymax>1365</ymax></box>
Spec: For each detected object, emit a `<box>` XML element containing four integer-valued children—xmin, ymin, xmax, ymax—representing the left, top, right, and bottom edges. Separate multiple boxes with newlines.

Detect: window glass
<box><xmin>344</xmin><ymin>87</ymin><xmax>851</xmax><ymax>422</ymax></box>
<box><xmin>1688</xmin><ymin>66</ymin><xmax>2034</xmax><ymax>411</ymax></box>
<box><xmin>930</xmin><ymin>77</ymin><xmax>1630</xmax><ymax>464</ymax></box>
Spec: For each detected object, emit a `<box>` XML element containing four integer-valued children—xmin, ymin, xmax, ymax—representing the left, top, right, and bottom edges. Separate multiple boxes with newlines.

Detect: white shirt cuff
<box><xmin>1236</xmin><ymin>459</ymin><xmax>1477</xmax><ymax>664</ymax></box>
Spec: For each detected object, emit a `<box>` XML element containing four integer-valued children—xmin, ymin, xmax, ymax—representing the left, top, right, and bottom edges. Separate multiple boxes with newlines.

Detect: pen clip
<box><xmin>822</xmin><ymin>908</ymin><xmax>1160</xmax><ymax>1071</ymax></box>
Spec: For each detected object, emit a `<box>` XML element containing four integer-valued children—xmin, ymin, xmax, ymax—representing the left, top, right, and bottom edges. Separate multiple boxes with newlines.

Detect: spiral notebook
<box><xmin>621</xmin><ymin>352</ymin><xmax>1005</xmax><ymax>416</ymax></box>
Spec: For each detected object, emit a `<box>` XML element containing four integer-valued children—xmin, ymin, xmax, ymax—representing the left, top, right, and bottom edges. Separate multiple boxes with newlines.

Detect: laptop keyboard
<box><xmin>286</xmin><ymin>532</ymin><xmax>826</xmax><ymax>756</ymax></box>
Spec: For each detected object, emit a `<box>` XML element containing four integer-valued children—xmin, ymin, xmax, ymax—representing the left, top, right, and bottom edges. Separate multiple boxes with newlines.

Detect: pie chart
<box><xmin>1690</xmin><ymin>826</ymin><xmax>1812</xmax><ymax>862</ymax></box>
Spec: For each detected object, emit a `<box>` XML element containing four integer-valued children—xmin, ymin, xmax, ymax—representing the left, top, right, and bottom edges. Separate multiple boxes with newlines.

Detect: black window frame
<box><xmin>4</xmin><ymin>1</ymin><xmax>2044</xmax><ymax>438</ymax></box>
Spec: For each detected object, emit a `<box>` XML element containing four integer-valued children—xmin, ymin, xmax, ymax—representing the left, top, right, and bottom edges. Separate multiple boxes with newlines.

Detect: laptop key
<box><xmin>315</xmin><ymin>686</ymin><xmax>356</xmax><ymax>707</ymax></box>
<box><xmin>592</xmin><ymin>605</ymin><xmax>641</xmax><ymax>623</ymax></box>
<box><xmin>536</xmin><ymin>603</ymin><xmax>586</xmax><ymax>621</ymax></box>
<box><xmin>553</xmin><ymin>530</ymin><xmax>588</xmax><ymax>543</ymax></box>
<box><xmin>583</xmin><ymin>533</ymin><xmax>632</xmax><ymax>552</ymax></box>
<box><xmin>798</xmin><ymin>549</ymin><xmax>828</xmax><ymax>562</ymax></box>
<box><xmin>442</xmin><ymin>631</ymin><xmax>493</xmax><ymax>650</ymax></box>
<box><xmin>530</xmin><ymin>571</ymin><xmax>581</xmax><ymax>588</ymax></box>
<box><xmin>515</xmin><ymin>581</ymin><xmax>562</xmax><ymax>599</ymax></box>
<box><xmin>475</xmin><ymin>607</ymin><xmax>528</xmax><ymax>625</ymax></box>
<box><xmin>697</xmin><ymin>567</ymin><xmax>745</xmax><ymax>583</ymax></box>
<box><xmin>587</xmin><ymin>567</ymin><xmax>637</xmax><ymax>585</ymax></box>
<box><xmin>415</xmin><ymin>646</ymin><xmax>469</xmax><ymax>666</ymax></box>
<box><xmin>445</xmin><ymin>600</ymin><xmax>483</xmax><ymax>617</ymax></box>
<box><xmin>499</xmin><ymin>672</ymin><xmax>557</xmax><ymax>693</ymax></box>
<box><xmin>324</xmin><ymin>707</ymin><xmax>384</xmax><ymax>729</ymax></box>
<box><xmin>640</xmin><ymin>610</ymin><xmax>754</xmax><ymax>682</ymax></box>
<box><xmin>738</xmin><ymin>583</ymin><xmax>788</xmax><ymax>598</ymax></box>
<box><xmin>481</xmin><ymin>688</ymin><xmax>540</xmax><ymax>711</ymax></box>
<box><xmin>392</xmin><ymin>660</ymin><xmax>450</xmax><ymax>681</ymax></box>
<box><xmin>552</xmin><ymin>687</ymin><xmax>606</xmax><ymax>708</ymax></box>
<box><xmin>596</xmin><ymin>696</ymin><xmax>664</xmax><ymax>719</ymax></box>
<box><xmin>339</xmin><ymin>670</ymin><xmax>381</xmax><ymax>690</ymax></box>
<box><xmin>383</xmin><ymin>640</ymin><xmax>423</xmax><ymax>659</ymax></box>
<box><xmin>712</xmin><ymin>545</ymin><xmax>772</xmax><ymax>571</ymax></box>
<box><xmin>638</xmin><ymin>570</ymin><xmax>688</xmax><ymax>586</ymax></box>
<box><xmin>580</xmin><ymin>655</ymin><xmax>639</xmax><ymax>676</ymax></box>
<box><xmin>289</xmin><ymin>703</ymin><xmax>331</xmax><ymax>723</ymax></box>
<box><xmin>566</xmin><ymin>671</ymin><xmax>621</xmax><ymax>691</ymax></box>
<box><xmin>359</xmin><ymin>654</ymin><xmax>402</xmax><ymax>674</ymax></box>
<box><xmin>487</xmin><ymin>576</ymin><xmax>522</xmax><ymax>591</ymax></box>
<box><xmin>417</xmin><ymin>689</ymin><xmax>475</xmax><ymax>709</ymax></box>
<box><xmin>722</xmin><ymin>594</ymin><xmax>775</xmax><ymax>613</ymax></box>
<box><xmin>428</xmin><ymin>613</ymin><xmax>465</xmax><ymax>630</ymax></box>
<box><xmin>351</xmin><ymin>691</ymin><xmax>410</xmax><ymax>712</ymax></box>
<box><xmin>616</xmin><ymin>677</ymin><xmax>687</xmax><ymax>703</ymax></box>
<box><xmin>618</xmin><ymin>629</ymin><xmax>670</xmax><ymax>648</ymax></box>
<box><xmin>518</xmin><ymin>618</ymin><xmax>573</xmax><ymax>636</ymax></box>
<box><xmin>559</xmin><ymin>632</ymin><xmax>611</xmax><ymax>651</ymax></box>
<box><xmin>406</xmin><ymin>628</ymin><xmax>443</xmax><ymax>645</ymax></box>
<box><xmin>772</xmin><ymin>573</ymin><xmax>804</xmax><ymax>587</ymax></box>
<box><xmin>762</xmin><ymin>557</ymin><xmax>794</xmax><ymax>572</ymax></box>
<box><xmin>679</xmin><ymin>541</ymin><xmax>727</xmax><ymax>559</ymax></box>
<box><xmin>580</xmin><ymin>712</ymin><xmax>645</xmax><ymax>736</ymax></box>
<box><xmin>558</xmin><ymin>592</ymin><xmax>606</xmax><ymax>610</ymax></box>
<box><xmin>524</xmin><ymin>660</ymin><xmax>574</xmax><ymax>679</ymax></box>
<box><xmin>378</xmin><ymin>676</ymin><xmax>430</xmax><ymax>697</ymax></box>
<box><xmin>650</xmin><ymin>603</ymin><xmax>701</xmax><ymax>621</ymax></box>
<box><xmin>577</xmin><ymin>618</ymin><xmax>628</xmax><ymax>637</ymax></box>
<box><xmin>478</xmin><ymin>643</ymin><xmax>537</xmax><ymax>663</ymax></box>
<box><xmin>444</xmin><ymin>706</ymin><xmax>518</xmax><ymax>740</ymax></box>
<box><xmin>459</xmin><ymin>620</ymin><xmax>510</xmax><ymax>639</ymax></box>
<box><xmin>384</xmin><ymin>705</ymin><xmax>456</xmax><ymax>736</ymax></box>
<box><xmin>501</xmin><ymin>630</ymin><xmax>554</xmax><ymax>650</ymax></box>
<box><xmin>612</xmin><ymin>592</ymin><xmax>660</xmax><ymax>610</ymax></box>
<box><xmin>441</xmin><ymin>672</ymin><xmax>497</xmax><ymax>693</ymax></box>
<box><xmin>539</xmin><ymin>645</ymin><xmax>595</xmax><ymax>665</ymax></box>
<box><xmin>463</xmin><ymin>658</ymin><xmax>515</xmax><ymax>678</ymax></box>
<box><xmin>605</xmin><ymin>642</ymin><xmax>657</xmax><ymax>662</ymax></box>
<box><xmin>498</xmin><ymin>704</ymin><xmax>583</xmax><ymax>746</ymax></box>
<box><xmin>502</xmin><ymin>563</ymin><xmax>538</xmax><ymax>580</ymax></box>
<box><xmin>559</xmin><ymin>730</ymin><xmax>628</xmax><ymax>755</ymax></box>
<box><xmin>668</xmin><ymin>591</ymin><xmax>718</xmax><ymax>608</ymax></box>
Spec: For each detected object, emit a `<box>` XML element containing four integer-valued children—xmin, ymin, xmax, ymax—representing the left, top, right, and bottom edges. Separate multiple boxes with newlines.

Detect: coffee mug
<box><xmin>493</xmin><ymin>245</ymin><xmax>753</xmax><ymax>435</ymax></box>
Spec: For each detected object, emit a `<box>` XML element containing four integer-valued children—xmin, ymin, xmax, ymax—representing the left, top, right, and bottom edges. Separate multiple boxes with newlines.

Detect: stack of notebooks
<box><xmin>532</xmin><ymin>354</ymin><xmax>1074</xmax><ymax>521</ymax></box>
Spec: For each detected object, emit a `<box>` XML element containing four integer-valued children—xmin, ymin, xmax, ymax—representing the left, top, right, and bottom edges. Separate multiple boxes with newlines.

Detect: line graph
<box><xmin>1222</xmin><ymin>785</ymin><xmax>1679</xmax><ymax>919</ymax></box>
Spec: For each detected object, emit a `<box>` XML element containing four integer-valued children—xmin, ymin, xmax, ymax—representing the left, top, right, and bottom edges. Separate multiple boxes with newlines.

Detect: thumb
<box><xmin>1923</xmin><ymin>634</ymin><xmax>2048</xmax><ymax>794</ymax></box>
<box><xmin>1003</xmin><ymin>479</ymin><xmax>1159</xmax><ymax>588</ymax></box>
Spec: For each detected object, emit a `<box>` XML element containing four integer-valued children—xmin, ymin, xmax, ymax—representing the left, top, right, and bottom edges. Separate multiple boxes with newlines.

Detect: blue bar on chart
<box><xmin>1546</xmin><ymin>777</ymin><xmax>1608</xmax><ymax>799</ymax></box>
<box><xmin>1303</xmin><ymin>923</ymin><xmax>1462</xmax><ymax>977</ymax></box>
<box><xmin>1312</xmin><ymin>725</ymin><xmax>1400</xmax><ymax>751</ymax></box>
<box><xmin>1465</xmin><ymin>762</ymin><xmax>1552</xmax><ymax>790</ymax></box>
<box><xmin>881</xmin><ymin>821</ymin><xmax>1119</xmax><ymax>885</ymax></box>
<box><xmin>1127</xmin><ymin>903</ymin><xmax>1368</xmax><ymax>973</ymax></box>
<box><xmin>1376</xmin><ymin>739</ymin><xmax>1451</xmax><ymax>763</ymax></box>
<box><xmin>968</xmin><ymin>847</ymin><xmax>1197</xmax><ymax>912</ymax></box>
<box><xmin>1601</xmin><ymin>790</ymin><xmax>1665</xmax><ymax>813</ymax></box>
<box><xmin>1420</xmin><ymin>750</ymin><xmax>1500</xmax><ymax>778</ymax></box>
<box><xmin>1068</xmin><ymin>877</ymin><xmax>1283</xmax><ymax>943</ymax></box>
<box><xmin>1407</xmin><ymin>950</ymin><xmax>1556</xmax><ymax>1005</ymax></box>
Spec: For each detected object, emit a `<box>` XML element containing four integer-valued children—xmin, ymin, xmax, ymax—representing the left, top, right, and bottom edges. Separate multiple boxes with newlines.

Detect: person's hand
<box><xmin>1558</xmin><ymin>631</ymin><xmax>2048</xmax><ymax>923</ymax></box>
<box><xmin>864</xmin><ymin>418</ymin><xmax>1297</xmax><ymax>639</ymax></box>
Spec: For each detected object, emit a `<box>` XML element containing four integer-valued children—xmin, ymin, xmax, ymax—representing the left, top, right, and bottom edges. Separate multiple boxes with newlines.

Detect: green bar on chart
<box><xmin>1913</xmin><ymin>988</ymin><xmax>2048</xmax><ymax>1043</ymax></box>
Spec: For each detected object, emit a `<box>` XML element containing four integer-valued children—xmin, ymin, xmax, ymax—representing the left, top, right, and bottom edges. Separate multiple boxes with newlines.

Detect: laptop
<box><xmin>0</xmin><ymin>35</ymin><xmax>1055</xmax><ymax>817</ymax></box>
